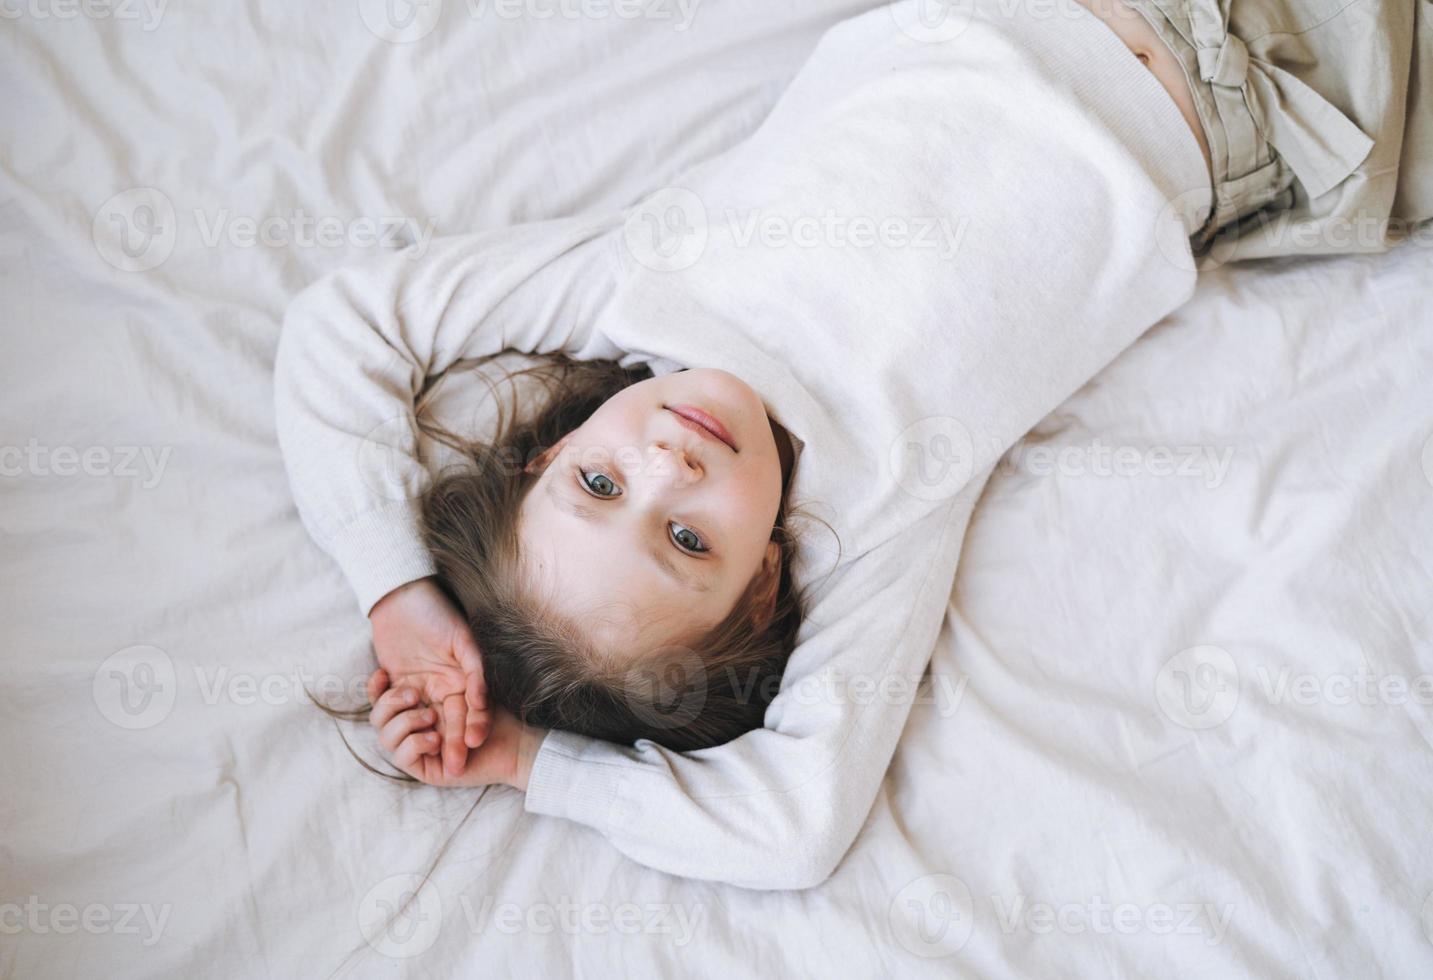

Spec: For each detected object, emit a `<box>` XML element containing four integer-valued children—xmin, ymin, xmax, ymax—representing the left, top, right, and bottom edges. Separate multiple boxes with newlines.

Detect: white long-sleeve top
<box><xmin>274</xmin><ymin>0</ymin><xmax>1210</xmax><ymax>889</ymax></box>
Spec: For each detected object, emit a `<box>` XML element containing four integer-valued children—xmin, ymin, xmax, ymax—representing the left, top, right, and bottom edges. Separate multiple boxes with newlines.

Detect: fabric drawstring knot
<box><xmin>1197</xmin><ymin>31</ymin><xmax>1248</xmax><ymax>88</ymax></box>
<box><xmin>1193</xmin><ymin>11</ymin><xmax>1372</xmax><ymax>199</ymax></box>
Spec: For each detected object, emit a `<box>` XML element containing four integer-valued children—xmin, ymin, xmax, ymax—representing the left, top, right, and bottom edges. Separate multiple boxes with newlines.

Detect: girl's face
<box><xmin>517</xmin><ymin>368</ymin><xmax>788</xmax><ymax>659</ymax></box>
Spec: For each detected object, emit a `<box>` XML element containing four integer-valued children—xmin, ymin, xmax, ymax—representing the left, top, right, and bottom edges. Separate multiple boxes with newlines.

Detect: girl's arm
<box><xmin>516</xmin><ymin>493</ymin><xmax>977</xmax><ymax>889</ymax></box>
<box><xmin>273</xmin><ymin>214</ymin><xmax>626</xmax><ymax>616</ymax></box>
<box><xmin>275</xmin><ymin>216</ymin><xmax>632</xmax><ymax>775</ymax></box>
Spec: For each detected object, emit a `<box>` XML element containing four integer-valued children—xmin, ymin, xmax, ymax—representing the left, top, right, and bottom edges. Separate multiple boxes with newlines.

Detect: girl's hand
<box><xmin>367</xmin><ymin>669</ymin><xmax>547</xmax><ymax>790</ymax></box>
<box><xmin>368</xmin><ymin>577</ymin><xmax>489</xmax><ymax>777</ymax></box>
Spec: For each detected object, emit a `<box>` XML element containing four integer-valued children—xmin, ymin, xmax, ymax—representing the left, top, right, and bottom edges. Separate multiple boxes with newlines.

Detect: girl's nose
<box><xmin>650</xmin><ymin>441</ymin><xmax>701</xmax><ymax>485</ymax></box>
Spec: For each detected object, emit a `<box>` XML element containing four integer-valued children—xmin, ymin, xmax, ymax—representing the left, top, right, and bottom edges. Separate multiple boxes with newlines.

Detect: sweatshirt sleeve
<box><xmin>524</xmin><ymin>482</ymin><xmax>981</xmax><ymax>890</ymax></box>
<box><xmin>273</xmin><ymin>214</ymin><xmax>625</xmax><ymax>614</ymax></box>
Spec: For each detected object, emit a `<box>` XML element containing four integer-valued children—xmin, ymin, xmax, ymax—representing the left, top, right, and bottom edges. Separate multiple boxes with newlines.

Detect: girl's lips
<box><xmin>665</xmin><ymin>404</ymin><xmax>738</xmax><ymax>452</ymax></box>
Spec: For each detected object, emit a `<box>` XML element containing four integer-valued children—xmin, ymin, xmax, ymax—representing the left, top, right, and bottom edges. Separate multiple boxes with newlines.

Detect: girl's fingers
<box><xmin>379</xmin><ymin>703</ymin><xmax>440</xmax><ymax>753</ymax></box>
<box><xmin>457</xmin><ymin>632</ymin><xmax>487</xmax><ymax>712</ymax></box>
<box><xmin>370</xmin><ymin>684</ymin><xmax>424</xmax><ymax>731</ymax></box>
<box><xmin>394</xmin><ymin>729</ymin><xmax>442</xmax><ymax>770</ymax></box>
<box><xmin>464</xmin><ymin>709</ymin><xmax>490</xmax><ymax>750</ymax></box>
<box><xmin>441</xmin><ymin>694</ymin><xmax>468</xmax><ymax>777</ymax></box>
<box><xmin>366</xmin><ymin>668</ymin><xmax>389</xmax><ymax>705</ymax></box>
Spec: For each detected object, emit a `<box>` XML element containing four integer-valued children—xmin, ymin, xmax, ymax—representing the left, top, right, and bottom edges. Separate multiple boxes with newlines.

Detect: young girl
<box><xmin>276</xmin><ymin>0</ymin><xmax>1427</xmax><ymax>888</ymax></box>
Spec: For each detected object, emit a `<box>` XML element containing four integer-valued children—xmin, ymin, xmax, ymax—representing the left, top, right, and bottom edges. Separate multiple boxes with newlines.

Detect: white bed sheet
<box><xmin>3</xmin><ymin>3</ymin><xmax>1431</xmax><ymax>977</ymax></box>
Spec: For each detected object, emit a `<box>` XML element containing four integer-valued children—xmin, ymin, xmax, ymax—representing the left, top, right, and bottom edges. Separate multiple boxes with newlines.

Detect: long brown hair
<box><xmin>316</xmin><ymin>354</ymin><xmax>832</xmax><ymax>976</ymax></box>
<box><xmin>417</xmin><ymin>353</ymin><xmax>812</xmax><ymax>750</ymax></box>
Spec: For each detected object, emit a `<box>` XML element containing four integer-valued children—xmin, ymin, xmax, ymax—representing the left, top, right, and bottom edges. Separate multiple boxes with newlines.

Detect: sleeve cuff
<box><xmin>322</xmin><ymin>498</ymin><xmax>439</xmax><ymax>615</ymax></box>
<box><xmin>523</xmin><ymin>729</ymin><xmax>625</xmax><ymax>830</ymax></box>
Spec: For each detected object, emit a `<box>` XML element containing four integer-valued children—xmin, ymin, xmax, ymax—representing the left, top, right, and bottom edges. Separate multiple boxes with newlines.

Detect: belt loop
<box><xmin>1197</xmin><ymin>32</ymin><xmax>1248</xmax><ymax>89</ymax></box>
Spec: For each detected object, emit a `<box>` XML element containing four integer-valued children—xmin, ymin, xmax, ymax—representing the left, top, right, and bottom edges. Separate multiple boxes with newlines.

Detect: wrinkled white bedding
<box><xmin>3</xmin><ymin>3</ymin><xmax>1430</xmax><ymax>978</ymax></box>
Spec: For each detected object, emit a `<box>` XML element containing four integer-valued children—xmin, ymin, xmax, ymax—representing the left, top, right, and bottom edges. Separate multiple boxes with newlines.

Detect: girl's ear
<box><xmin>750</xmin><ymin>539</ymin><xmax>783</xmax><ymax>630</ymax></box>
<box><xmin>524</xmin><ymin>432</ymin><xmax>573</xmax><ymax>475</ymax></box>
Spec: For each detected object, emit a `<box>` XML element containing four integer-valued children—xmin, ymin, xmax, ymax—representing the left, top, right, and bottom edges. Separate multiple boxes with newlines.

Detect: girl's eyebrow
<box><xmin>546</xmin><ymin>476</ymin><xmax>600</xmax><ymax>521</ymax></box>
<box><xmin>545</xmin><ymin>475</ymin><xmax>712</xmax><ymax>593</ymax></box>
<box><xmin>648</xmin><ymin>546</ymin><xmax>712</xmax><ymax>594</ymax></box>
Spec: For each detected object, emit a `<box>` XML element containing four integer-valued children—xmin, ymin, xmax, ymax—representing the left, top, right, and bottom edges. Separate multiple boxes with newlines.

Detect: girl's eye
<box><xmin>670</xmin><ymin>522</ymin><xmax>708</xmax><ymax>554</ymax></box>
<box><xmin>576</xmin><ymin>468</ymin><xmax>708</xmax><ymax>555</ymax></box>
<box><xmin>580</xmin><ymin>470</ymin><xmax>620</xmax><ymax>498</ymax></box>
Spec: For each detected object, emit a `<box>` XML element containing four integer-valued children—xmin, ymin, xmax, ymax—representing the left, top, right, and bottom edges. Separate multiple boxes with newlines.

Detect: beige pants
<box><xmin>1122</xmin><ymin>0</ymin><xmax>1433</xmax><ymax>260</ymax></box>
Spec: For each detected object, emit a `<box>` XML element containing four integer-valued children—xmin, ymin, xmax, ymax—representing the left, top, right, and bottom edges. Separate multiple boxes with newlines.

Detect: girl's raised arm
<box><xmin>274</xmin><ymin>215</ymin><xmax>624</xmax><ymax>614</ymax></box>
<box><xmin>520</xmin><ymin>490</ymin><xmax>978</xmax><ymax>889</ymax></box>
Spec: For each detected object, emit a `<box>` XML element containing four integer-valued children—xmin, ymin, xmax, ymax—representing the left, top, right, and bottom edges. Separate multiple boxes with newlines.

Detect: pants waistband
<box><xmin>1118</xmin><ymin>0</ymin><xmax>1375</xmax><ymax>249</ymax></box>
